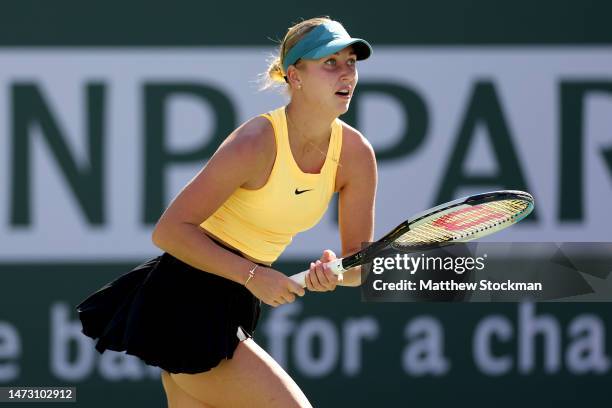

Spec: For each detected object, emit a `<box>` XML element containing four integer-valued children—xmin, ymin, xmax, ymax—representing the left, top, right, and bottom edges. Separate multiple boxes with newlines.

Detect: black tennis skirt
<box><xmin>76</xmin><ymin>241</ymin><xmax>263</xmax><ymax>374</ymax></box>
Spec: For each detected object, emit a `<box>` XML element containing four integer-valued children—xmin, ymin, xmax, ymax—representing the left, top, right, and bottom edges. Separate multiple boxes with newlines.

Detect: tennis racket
<box><xmin>289</xmin><ymin>190</ymin><xmax>534</xmax><ymax>287</ymax></box>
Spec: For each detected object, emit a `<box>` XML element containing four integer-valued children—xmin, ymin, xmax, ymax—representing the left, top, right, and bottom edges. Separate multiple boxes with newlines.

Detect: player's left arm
<box><xmin>304</xmin><ymin>124</ymin><xmax>377</xmax><ymax>291</ymax></box>
<box><xmin>336</xmin><ymin>124</ymin><xmax>377</xmax><ymax>286</ymax></box>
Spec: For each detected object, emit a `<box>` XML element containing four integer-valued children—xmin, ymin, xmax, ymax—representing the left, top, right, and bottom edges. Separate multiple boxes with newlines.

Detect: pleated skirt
<box><xmin>76</xmin><ymin>245</ymin><xmax>262</xmax><ymax>374</ymax></box>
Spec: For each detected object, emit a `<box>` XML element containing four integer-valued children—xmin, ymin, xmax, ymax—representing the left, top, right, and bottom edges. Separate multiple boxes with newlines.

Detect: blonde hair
<box><xmin>260</xmin><ymin>16</ymin><xmax>334</xmax><ymax>91</ymax></box>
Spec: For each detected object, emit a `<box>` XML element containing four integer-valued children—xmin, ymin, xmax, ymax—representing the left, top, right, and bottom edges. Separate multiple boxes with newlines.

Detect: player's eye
<box><xmin>347</xmin><ymin>58</ymin><xmax>357</xmax><ymax>66</ymax></box>
<box><xmin>324</xmin><ymin>58</ymin><xmax>337</xmax><ymax>66</ymax></box>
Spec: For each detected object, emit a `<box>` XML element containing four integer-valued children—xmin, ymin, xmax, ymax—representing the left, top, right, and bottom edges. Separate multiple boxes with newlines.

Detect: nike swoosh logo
<box><xmin>294</xmin><ymin>188</ymin><xmax>313</xmax><ymax>195</ymax></box>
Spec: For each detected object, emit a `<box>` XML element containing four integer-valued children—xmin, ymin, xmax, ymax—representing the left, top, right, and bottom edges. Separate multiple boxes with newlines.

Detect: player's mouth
<box><xmin>335</xmin><ymin>86</ymin><xmax>352</xmax><ymax>99</ymax></box>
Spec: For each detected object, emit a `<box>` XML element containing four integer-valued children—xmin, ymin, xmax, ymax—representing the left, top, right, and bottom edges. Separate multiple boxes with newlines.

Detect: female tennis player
<box><xmin>77</xmin><ymin>16</ymin><xmax>376</xmax><ymax>408</ymax></box>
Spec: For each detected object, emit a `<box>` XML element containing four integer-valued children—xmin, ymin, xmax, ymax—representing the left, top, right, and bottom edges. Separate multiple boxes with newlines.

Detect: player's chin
<box><xmin>334</xmin><ymin>100</ymin><xmax>352</xmax><ymax>115</ymax></box>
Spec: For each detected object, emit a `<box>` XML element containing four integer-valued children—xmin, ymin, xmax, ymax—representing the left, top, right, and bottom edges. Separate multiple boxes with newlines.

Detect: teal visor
<box><xmin>282</xmin><ymin>21</ymin><xmax>372</xmax><ymax>75</ymax></box>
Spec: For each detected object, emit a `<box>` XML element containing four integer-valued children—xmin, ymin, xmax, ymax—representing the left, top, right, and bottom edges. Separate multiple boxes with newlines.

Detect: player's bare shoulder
<box><xmin>338</xmin><ymin>120</ymin><xmax>376</xmax><ymax>166</ymax></box>
<box><xmin>336</xmin><ymin>120</ymin><xmax>377</xmax><ymax>191</ymax></box>
<box><xmin>215</xmin><ymin>116</ymin><xmax>276</xmax><ymax>170</ymax></box>
<box><xmin>221</xmin><ymin>115</ymin><xmax>276</xmax><ymax>161</ymax></box>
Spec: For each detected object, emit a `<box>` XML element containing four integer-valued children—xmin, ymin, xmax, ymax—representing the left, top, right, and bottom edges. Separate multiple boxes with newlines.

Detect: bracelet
<box><xmin>244</xmin><ymin>264</ymin><xmax>258</xmax><ymax>287</ymax></box>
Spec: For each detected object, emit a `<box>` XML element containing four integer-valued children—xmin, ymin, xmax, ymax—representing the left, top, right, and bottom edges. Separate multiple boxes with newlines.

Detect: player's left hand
<box><xmin>305</xmin><ymin>249</ymin><xmax>342</xmax><ymax>292</ymax></box>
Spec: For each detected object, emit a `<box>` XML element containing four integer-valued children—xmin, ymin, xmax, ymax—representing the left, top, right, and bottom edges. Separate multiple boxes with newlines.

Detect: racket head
<box><xmin>338</xmin><ymin>190</ymin><xmax>534</xmax><ymax>271</ymax></box>
<box><xmin>388</xmin><ymin>190</ymin><xmax>534</xmax><ymax>250</ymax></box>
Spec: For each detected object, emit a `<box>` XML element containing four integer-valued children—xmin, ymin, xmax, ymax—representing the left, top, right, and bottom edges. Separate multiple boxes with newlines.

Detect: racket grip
<box><xmin>290</xmin><ymin>270</ymin><xmax>310</xmax><ymax>287</ymax></box>
<box><xmin>289</xmin><ymin>258</ymin><xmax>346</xmax><ymax>288</ymax></box>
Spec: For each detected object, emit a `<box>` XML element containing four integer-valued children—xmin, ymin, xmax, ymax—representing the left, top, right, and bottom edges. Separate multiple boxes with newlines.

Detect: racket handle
<box><xmin>290</xmin><ymin>258</ymin><xmax>346</xmax><ymax>288</ymax></box>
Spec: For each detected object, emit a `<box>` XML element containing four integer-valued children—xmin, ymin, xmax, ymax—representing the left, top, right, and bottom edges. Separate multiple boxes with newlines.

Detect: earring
<box><xmin>297</xmin><ymin>84</ymin><xmax>302</xmax><ymax>90</ymax></box>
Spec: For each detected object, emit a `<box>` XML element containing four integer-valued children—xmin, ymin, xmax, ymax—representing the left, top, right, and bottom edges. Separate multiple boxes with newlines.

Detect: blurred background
<box><xmin>0</xmin><ymin>0</ymin><xmax>611</xmax><ymax>406</ymax></box>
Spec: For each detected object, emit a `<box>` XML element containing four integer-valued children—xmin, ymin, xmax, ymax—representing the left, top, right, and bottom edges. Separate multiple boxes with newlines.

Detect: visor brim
<box><xmin>301</xmin><ymin>38</ymin><xmax>372</xmax><ymax>61</ymax></box>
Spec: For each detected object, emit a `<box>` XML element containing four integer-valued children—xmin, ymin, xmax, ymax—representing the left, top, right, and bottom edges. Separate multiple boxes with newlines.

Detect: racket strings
<box><xmin>394</xmin><ymin>199</ymin><xmax>531</xmax><ymax>247</ymax></box>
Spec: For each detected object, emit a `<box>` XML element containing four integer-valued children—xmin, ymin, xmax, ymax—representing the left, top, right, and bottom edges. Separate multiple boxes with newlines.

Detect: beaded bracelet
<box><xmin>245</xmin><ymin>264</ymin><xmax>258</xmax><ymax>287</ymax></box>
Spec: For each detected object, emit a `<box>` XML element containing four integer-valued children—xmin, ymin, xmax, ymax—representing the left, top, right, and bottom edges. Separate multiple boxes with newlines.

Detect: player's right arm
<box><xmin>151</xmin><ymin>116</ymin><xmax>305</xmax><ymax>306</ymax></box>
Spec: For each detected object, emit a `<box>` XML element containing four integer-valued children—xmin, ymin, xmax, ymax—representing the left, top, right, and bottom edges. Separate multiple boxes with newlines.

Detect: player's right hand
<box><xmin>245</xmin><ymin>266</ymin><xmax>305</xmax><ymax>307</ymax></box>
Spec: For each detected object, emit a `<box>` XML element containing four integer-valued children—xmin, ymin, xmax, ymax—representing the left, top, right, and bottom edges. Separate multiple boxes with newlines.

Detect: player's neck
<box><xmin>285</xmin><ymin>102</ymin><xmax>334</xmax><ymax>146</ymax></box>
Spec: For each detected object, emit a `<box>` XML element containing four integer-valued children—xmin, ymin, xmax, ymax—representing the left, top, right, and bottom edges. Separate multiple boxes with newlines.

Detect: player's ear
<box><xmin>286</xmin><ymin>65</ymin><xmax>302</xmax><ymax>89</ymax></box>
